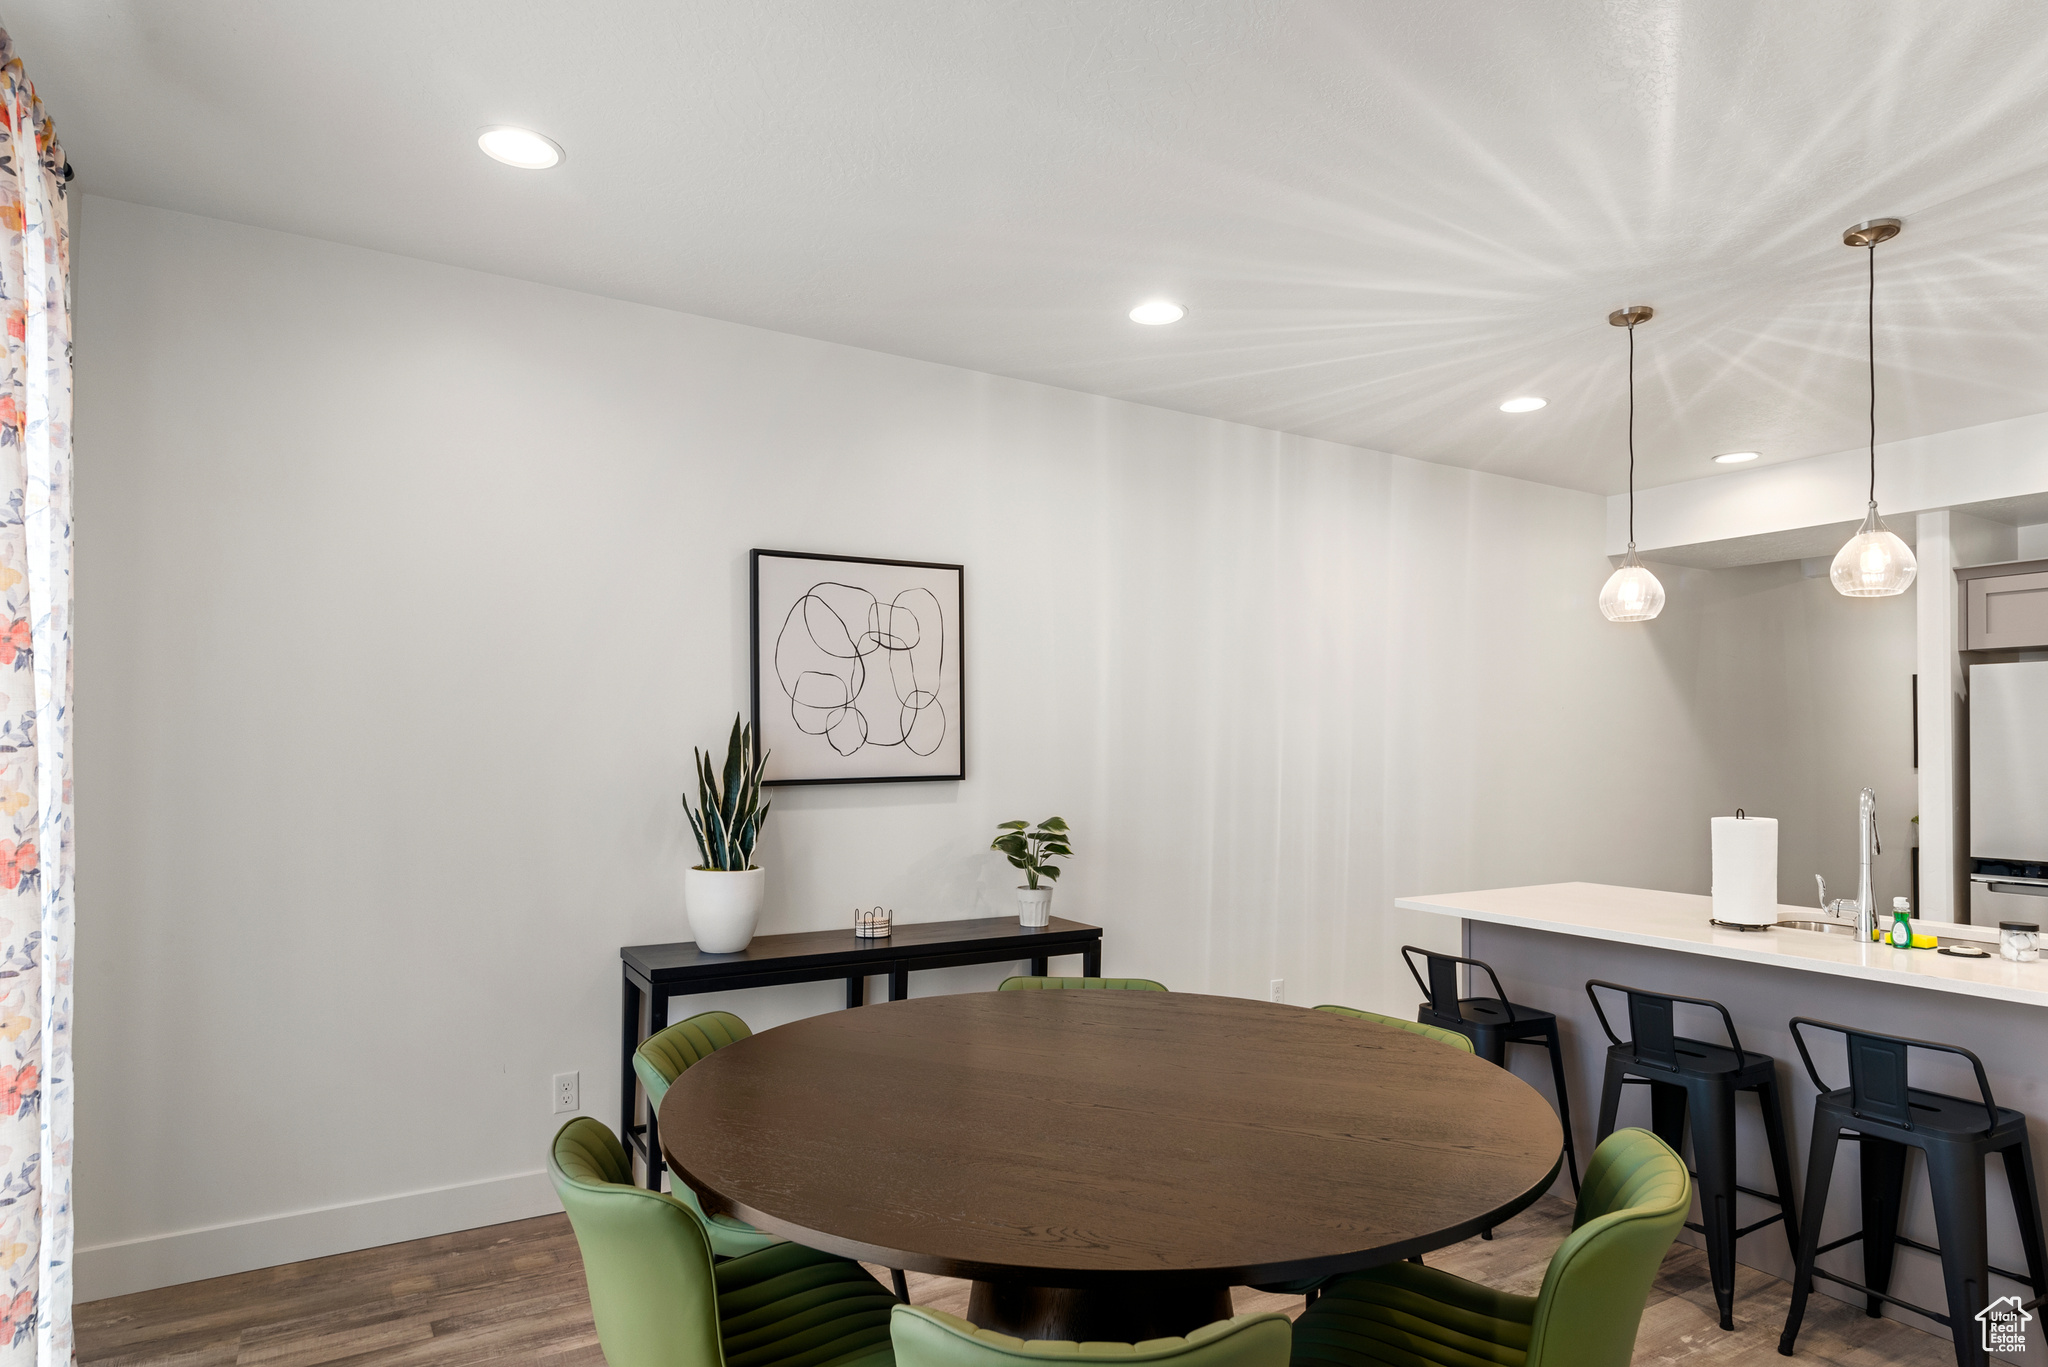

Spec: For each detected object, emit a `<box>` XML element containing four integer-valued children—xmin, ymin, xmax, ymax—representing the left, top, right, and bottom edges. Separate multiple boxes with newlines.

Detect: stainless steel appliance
<box><xmin>1968</xmin><ymin>658</ymin><xmax>2048</xmax><ymax>920</ymax></box>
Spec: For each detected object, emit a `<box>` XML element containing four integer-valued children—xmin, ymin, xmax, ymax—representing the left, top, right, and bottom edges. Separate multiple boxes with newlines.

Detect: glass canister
<box><xmin>2000</xmin><ymin>921</ymin><xmax>2040</xmax><ymax>964</ymax></box>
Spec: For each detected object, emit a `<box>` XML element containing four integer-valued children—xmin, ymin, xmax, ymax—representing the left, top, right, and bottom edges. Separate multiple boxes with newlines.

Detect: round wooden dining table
<box><xmin>660</xmin><ymin>988</ymin><xmax>1562</xmax><ymax>1342</ymax></box>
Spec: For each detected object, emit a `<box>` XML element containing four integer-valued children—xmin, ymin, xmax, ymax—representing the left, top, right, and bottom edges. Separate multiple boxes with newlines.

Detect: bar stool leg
<box><xmin>1999</xmin><ymin>1130</ymin><xmax>2048</xmax><ymax>1303</ymax></box>
<box><xmin>1541</xmin><ymin>1027</ymin><xmax>1581</xmax><ymax>1197</ymax></box>
<box><xmin>1755</xmin><ymin>1074</ymin><xmax>1802</xmax><ymax>1258</ymax></box>
<box><xmin>1779</xmin><ymin>1123</ymin><xmax>1845</xmax><ymax>1356</ymax></box>
<box><xmin>1859</xmin><ymin>1137</ymin><xmax>1910</xmax><ymax>1320</ymax></box>
<box><xmin>1926</xmin><ymin>1148</ymin><xmax>1992</xmax><ymax>1367</ymax></box>
<box><xmin>1595</xmin><ymin>1055</ymin><xmax>1630</xmax><ymax>1144</ymax></box>
<box><xmin>1648</xmin><ymin>1079</ymin><xmax>1689</xmax><ymax>1155</ymax></box>
<box><xmin>1690</xmin><ymin>1080</ymin><xmax>1740</xmax><ymax>1331</ymax></box>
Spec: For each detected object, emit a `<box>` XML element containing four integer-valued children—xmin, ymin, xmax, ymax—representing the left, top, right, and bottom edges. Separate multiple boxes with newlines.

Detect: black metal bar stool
<box><xmin>1402</xmin><ymin>945</ymin><xmax>1581</xmax><ymax>1198</ymax></box>
<box><xmin>1587</xmin><ymin>980</ymin><xmax>1800</xmax><ymax>1331</ymax></box>
<box><xmin>1779</xmin><ymin>1017</ymin><xmax>2048</xmax><ymax>1367</ymax></box>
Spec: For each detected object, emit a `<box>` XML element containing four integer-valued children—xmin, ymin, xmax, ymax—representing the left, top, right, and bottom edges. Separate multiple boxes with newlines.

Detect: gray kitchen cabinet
<box><xmin>1960</xmin><ymin>559</ymin><xmax>2048</xmax><ymax>650</ymax></box>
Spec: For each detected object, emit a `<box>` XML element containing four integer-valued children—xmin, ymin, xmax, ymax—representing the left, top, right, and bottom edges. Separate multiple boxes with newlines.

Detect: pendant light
<box><xmin>1600</xmin><ymin>305</ymin><xmax>1666</xmax><ymax>622</ymax></box>
<box><xmin>1829</xmin><ymin>218</ymin><xmax>1917</xmax><ymax>597</ymax></box>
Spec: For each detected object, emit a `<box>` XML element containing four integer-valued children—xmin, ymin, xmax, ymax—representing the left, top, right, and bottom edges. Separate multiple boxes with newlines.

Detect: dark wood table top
<box><xmin>660</xmin><ymin>989</ymin><xmax>1562</xmax><ymax>1288</ymax></box>
<box><xmin>622</xmin><ymin>915</ymin><xmax>1100</xmax><ymax>984</ymax></box>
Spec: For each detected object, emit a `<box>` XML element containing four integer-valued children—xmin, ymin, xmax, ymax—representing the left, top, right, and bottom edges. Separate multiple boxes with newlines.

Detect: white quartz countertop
<box><xmin>1396</xmin><ymin>882</ymin><xmax>2048</xmax><ymax>1009</ymax></box>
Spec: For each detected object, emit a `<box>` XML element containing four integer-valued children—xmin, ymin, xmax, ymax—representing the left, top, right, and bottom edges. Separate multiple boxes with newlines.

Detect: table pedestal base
<box><xmin>966</xmin><ymin>1280</ymin><xmax>1235</xmax><ymax>1342</ymax></box>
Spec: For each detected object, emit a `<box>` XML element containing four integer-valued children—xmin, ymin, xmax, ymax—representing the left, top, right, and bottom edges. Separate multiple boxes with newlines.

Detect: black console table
<box><xmin>619</xmin><ymin>915</ymin><xmax>1102</xmax><ymax>1188</ymax></box>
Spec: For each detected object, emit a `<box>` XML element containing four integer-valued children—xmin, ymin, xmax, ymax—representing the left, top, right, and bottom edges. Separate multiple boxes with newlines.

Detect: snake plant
<box><xmin>685</xmin><ymin>716</ymin><xmax>771</xmax><ymax>871</ymax></box>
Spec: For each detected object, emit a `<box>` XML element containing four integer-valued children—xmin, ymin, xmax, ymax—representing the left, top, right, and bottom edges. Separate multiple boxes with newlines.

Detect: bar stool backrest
<box><xmin>1788</xmin><ymin>1016</ymin><xmax>2000</xmax><ymax>1134</ymax></box>
<box><xmin>1586</xmin><ymin>981</ymin><xmax>1748</xmax><ymax>1073</ymax></box>
<box><xmin>1626</xmin><ymin>994</ymin><xmax>1679</xmax><ymax>1070</ymax></box>
<box><xmin>1848</xmin><ymin>1035</ymin><xmax>1912</xmax><ymax>1128</ymax></box>
<box><xmin>1400</xmin><ymin>945</ymin><xmax>1515</xmax><ymax>1022</ymax></box>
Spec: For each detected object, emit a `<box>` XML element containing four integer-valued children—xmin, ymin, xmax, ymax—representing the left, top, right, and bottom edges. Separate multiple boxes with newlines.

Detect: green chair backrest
<box><xmin>1312</xmin><ymin>1003</ymin><xmax>1475</xmax><ymax>1053</ymax></box>
<box><xmin>1525</xmin><ymin>1127</ymin><xmax>1690</xmax><ymax>1367</ymax></box>
<box><xmin>549</xmin><ymin>1117</ymin><xmax>724</xmax><ymax>1367</ymax></box>
<box><xmin>630</xmin><ymin>1010</ymin><xmax>780</xmax><ymax>1254</ymax></box>
<box><xmin>997</xmin><ymin>976</ymin><xmax>1168</xmax><ymax>992</ymax></box>
<box><xmin>891</xmin><ymin>1306</ymin><xmax>1289</xmax><ymax>1367</ymax></box>
<box><xmin>634</xmin><ymin>1010</ymin><xmax>753</xmax><ymax>1109</ymax></box>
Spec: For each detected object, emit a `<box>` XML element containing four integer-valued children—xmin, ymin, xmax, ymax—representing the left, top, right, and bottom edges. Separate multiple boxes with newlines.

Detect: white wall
<box><xmin>73</xmin><ymin>195</ymin><xmax>1729</xmax><ymax>1298</ymax></box>
<box><xmin>1643</xmin><ymin>560</ymin><xmax>1919</xmax><ymax>911</ymax></box>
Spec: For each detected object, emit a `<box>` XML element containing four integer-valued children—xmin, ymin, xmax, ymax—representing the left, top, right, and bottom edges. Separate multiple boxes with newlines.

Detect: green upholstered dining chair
<box><xmin>550</xmin><ymin>1117</ymin><xmax>899</xmax><ymax>1367</ymax></box>
<box><xmin>634</xmin><ymin>1011</ymin><xmax>783</xmax><ymax>1258</ymax></box>
<box><xmin>997</xmin><ymin>976</ymin><xmax>1169</xmax><ymax>991</ymax></box>
<box><xmin>1312</xmin><ymin>1004</ymin><xmax>1475</xmax><ymax>1054</ymax></box>
<box><xmin>891</xmin><ymin>1306</ymin><xmax>1289</xmax><ymax>1367</ymax></box>
<box><xmin>1289</xmin><ymin>1127</ymin><xmax>1690</xmax><ymax>1367</ymax></box>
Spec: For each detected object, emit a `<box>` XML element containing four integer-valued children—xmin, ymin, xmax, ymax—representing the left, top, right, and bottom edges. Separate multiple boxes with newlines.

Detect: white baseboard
<box><xmin>77</xmin><ymin>1169</ymin><xmax>562</xmax><ymax>1302</ymax></box>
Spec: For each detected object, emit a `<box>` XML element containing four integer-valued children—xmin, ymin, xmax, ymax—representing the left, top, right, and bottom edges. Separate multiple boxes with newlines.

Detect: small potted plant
<box><xmin>991</xmin><ymin>817</ymin><xmax>1071</xmax><ymax>927</ymax></box>
<box><xmin>683</xmin><ymin>716</ymin><xmax>771</xmax><ymax>953</ymax></box>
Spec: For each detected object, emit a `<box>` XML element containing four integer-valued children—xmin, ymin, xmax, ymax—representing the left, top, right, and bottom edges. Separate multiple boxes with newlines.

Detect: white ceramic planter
<box><xmin>686</xmin><ymin>867</ymin><xmax>766</xmax><ymax>953</ymax></box>
<box><xmin>1016</xmin><ymin>885</ymin><xmax>1053</xmax><ymax>928</ymax></box>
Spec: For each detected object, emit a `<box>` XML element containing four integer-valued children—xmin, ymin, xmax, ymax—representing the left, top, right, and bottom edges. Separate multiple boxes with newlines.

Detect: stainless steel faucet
<box><xmin>1857</xmin><ymin>787</ymin><xmax>1881</xmax><ymax>942</ymax></box>
<box><xmin>1816</xmin><ymin>789</ymin><xmax>1884</xmax><ymax>939</ymax></box>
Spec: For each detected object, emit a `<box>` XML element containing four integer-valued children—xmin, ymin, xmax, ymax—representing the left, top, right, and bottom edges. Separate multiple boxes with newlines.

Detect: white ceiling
<box><xmin>15</xmin><ymin>0</ymin><xmax>2048</xmax><ymax>494</ymax></box>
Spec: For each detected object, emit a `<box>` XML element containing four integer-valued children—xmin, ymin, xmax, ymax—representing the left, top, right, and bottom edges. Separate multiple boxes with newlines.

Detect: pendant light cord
<box><xmin>1627</xmin><ymin>320</ymin><xmax>1637</xmax><ymax>545</ymax></box>
<box><xmin>1866</xmin><ymin>240</ymin><xmax>1877</xmax><ymax>506</ymax></box>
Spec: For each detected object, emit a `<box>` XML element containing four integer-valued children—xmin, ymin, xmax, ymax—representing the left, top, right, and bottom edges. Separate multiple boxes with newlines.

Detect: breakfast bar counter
<box><xmin>1396</xmin><ymin>881</ymin><xmax>2047</xmax><ymax>1355</ymax></box>
<box><xmin>1396</xmin><ymin>881</ymin><xmax>2048</xmax><ymax>1008</ymax></box>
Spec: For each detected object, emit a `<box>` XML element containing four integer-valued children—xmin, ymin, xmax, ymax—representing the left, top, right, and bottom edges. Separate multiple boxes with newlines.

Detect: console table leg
<box><xmin>620</xmin><ymin>972</ymin><xmax>642</xmax><ymax>1178</ymax></box>
<box><xmin>1030</xmin><ymin>956</ymin><xmax>1049</xmax><ymax>976</ymax></box>
<box><xmin>846</xmin><ymin>975</ymin><xmax>865</xmax><ymax>1008</ymax></box>
<box><xmin>889</xmin><ymin>964</ymin><xmax>909</xmax><ymax>1001</ymax></box>
<box><xmin>642</xmin><ymin>990</ymin><xmax>669</xmax><ymax>1190</ymax></box>
<box><xmin>1083</xmin><ymin>942</ymin><xmax>1102</xmax><ymax>977</ymax></box>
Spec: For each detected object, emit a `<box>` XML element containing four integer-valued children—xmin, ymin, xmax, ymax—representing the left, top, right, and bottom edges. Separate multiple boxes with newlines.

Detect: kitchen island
<box><xmin>1396</xmin><ymin>882</ymin><xmax>2046</xmax><ymax>1356</ymax></box>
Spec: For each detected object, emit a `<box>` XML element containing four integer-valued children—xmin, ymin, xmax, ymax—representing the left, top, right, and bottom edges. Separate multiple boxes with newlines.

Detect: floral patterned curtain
<box><xmin>0</xmin><ymin>28</ymin><xmax>69</xmax><ymax>1367</ymax></box>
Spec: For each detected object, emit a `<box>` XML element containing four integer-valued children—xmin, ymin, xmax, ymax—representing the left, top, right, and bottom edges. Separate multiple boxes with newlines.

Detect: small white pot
<box><xmin>686</xmin><ymin>867</ymin><xmax>766</xmax><ymax>953</ymax></box>
<box><xmin>1016</xmin><ymin>885</ymin><xmax>1053</xmax><ymax>928</ymax></box>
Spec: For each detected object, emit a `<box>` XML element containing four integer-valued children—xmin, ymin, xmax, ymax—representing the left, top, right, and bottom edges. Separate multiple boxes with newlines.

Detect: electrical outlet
<box><xmin>553</xmin><ymin>1071</ymin><xmax>579</xmax><ymax>1115</ymax></box>
<box><xmin>1269</xmin><ymin>979</ymin><xmax>1285</xmax><ymax>1003</ymax></box>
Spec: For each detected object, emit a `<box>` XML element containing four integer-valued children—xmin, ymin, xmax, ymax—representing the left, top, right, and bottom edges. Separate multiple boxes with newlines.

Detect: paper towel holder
<box><xmin>1710</xmin><ymin>809</ymin><xmax>1779</xmax><ymax>931</ymax></box>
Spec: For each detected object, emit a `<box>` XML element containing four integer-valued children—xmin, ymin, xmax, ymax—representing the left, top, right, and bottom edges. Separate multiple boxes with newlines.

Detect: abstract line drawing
<box><xmin>751</xmin><ymin>551</ymin><xmax>964</xmax><ymax>784</ymax></box>
<box><xmin>774</xmin><ymin>581</ymin><xmax>946</xmax><ymax>757</ymax></box>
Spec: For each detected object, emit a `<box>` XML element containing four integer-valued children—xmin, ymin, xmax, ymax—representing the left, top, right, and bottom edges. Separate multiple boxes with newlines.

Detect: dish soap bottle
<box><xmin>1889</xmin><ymin>896</ymin><xmax>1914</xmax><ymax>949</ymax></box>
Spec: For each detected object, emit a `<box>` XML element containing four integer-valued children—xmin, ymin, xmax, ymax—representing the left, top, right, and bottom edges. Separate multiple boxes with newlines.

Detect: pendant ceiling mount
<box><xmin>1599</xmin><ymin>305</ymin><xmax>1666</xmax><ymax>623</ymax></box>
<box><xmin>1842</xmin><ymin>218</ymin><xmax>1902</xmax><ymax>248</ymax></box>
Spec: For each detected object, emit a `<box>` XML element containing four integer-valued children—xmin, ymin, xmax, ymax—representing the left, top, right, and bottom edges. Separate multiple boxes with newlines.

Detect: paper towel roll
<box><xmin>1711</xmin><ymin>816</ymin><xmax>1779</xmax><ymax>926</ymax></box>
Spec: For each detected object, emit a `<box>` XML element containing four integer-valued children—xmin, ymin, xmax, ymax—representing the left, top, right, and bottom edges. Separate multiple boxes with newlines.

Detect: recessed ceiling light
<box><xmin>1498</xmin><ymin>396</ymin><xmax>1546</xmax><ymax>413</ymax></box>
<box><xmin>478</xmin><ymin>126</ymin><xmax>564</xmax><ymax>169</ymax></box>
<box><xmin>1128</xmin><ymin>300</ymin><xmax>1186</xmax><ymax>325</ymax></box>
<box><xmin>1713</xmin><ymin>451</ymin><xmax>1761</xmax><ymax>464</ymax></box>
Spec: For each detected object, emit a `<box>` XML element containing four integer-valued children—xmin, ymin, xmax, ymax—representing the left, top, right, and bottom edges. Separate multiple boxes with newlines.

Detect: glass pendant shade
<box><xmin>1600</xmin><ymin>545</ymin><xmax>1666</xmax><ymax>622</ymax></box>
<box><xmin>1829</xmin><ymin>503</ymin><xmax>1917</xmax><ymax>597</ymax></box>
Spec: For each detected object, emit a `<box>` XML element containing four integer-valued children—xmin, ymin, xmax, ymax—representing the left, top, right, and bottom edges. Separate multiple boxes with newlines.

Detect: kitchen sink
<box><xmin>1774</xmin><ymin>918</ymin><xmax>1861</xmax><ymax>937</ymax></box>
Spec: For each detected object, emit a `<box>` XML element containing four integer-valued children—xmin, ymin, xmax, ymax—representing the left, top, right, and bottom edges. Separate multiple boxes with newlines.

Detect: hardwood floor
<box><xmin>77</xmin><ymin>1197</ymin><xmax>1961</xmax><ymax>1367</ymax></box>
<box><xmin>78</xmin><ymin>1216</ymin><xmax>606</xmax><ymax>1367</ymax></box>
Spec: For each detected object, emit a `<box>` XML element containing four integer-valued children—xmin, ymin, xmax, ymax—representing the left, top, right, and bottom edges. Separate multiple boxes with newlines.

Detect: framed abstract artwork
<box><xmin>750</xmin><ymin>550</ymin><xmax>965</xmax><ymax>784</ymax></box>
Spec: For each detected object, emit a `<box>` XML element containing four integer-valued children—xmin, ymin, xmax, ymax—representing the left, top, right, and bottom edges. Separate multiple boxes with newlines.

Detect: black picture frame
<box><xmin>750</xmin><ymin>549</ymin><xmax>965</xmax><ymax>785</ymax></box>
